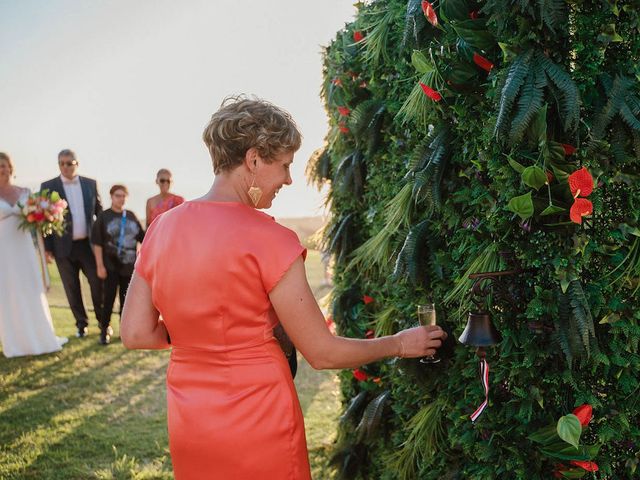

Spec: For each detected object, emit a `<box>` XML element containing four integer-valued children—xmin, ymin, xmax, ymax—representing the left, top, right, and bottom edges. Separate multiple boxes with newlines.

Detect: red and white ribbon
<box><xmin>470</xmin><ymin>358</ymin><xmax>490</xmax><ymax>422</ymax></box>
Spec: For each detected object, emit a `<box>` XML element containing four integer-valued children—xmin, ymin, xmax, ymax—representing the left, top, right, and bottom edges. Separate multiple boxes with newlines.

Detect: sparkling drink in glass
<box><xmin>417</xmin><ymin>304</ymin><xmax>440</xmax><ymax>364</ymax></box>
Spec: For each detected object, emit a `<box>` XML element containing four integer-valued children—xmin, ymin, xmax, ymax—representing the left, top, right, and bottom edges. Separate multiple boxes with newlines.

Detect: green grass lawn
<box><xmin>0</xmin><ymin>251</ymin><xmax>338</xmax><ymax>479</ymax></box>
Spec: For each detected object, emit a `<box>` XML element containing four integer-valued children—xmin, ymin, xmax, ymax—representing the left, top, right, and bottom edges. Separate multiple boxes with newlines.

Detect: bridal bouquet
<box><xmin>18</xmin><ymin>189</ymin><xmax>68</xmax><ymax>237</ymax></box>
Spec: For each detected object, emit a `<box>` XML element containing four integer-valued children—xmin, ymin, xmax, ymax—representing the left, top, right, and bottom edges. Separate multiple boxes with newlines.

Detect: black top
<box><xmin>92</xmin><ymin>208</ymin><xmax>145</xmax><ymax>274</ymax></box>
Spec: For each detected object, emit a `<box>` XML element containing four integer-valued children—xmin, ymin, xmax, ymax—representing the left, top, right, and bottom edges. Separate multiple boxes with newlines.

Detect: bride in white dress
<box><xmin>0</xmin><ymin>152</ymin><xmax>67</xmax><ymax>358</ymax></box>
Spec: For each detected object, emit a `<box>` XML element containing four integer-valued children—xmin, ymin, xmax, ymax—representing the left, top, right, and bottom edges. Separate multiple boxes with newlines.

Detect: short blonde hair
<box><xmin>0</xmin><ymin>152</ymin><xmax>13</xmax><ymax>175</ymax></box>
<box><xmin>203</xmin><ymin>96</ymin><xmax>302</xmax><ymax>174</ymax></box>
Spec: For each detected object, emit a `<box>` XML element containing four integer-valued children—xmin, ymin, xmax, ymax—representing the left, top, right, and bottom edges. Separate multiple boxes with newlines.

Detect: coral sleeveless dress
<box><xmin>135</xmin><ymin>201</ymin><xmax>311</xmax><ymax>479</ymax></box>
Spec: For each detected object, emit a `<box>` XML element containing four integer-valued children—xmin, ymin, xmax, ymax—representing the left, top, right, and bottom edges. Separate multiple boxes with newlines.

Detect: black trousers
<box><xmin>102</xmin><ymin>268</ymin><xmax>131</xmax><ymax>330</ymax></box>
<box><xmin>55</xmin><ymin>239</ymin><xmax>103</xmax><ymax>330</ymax></box>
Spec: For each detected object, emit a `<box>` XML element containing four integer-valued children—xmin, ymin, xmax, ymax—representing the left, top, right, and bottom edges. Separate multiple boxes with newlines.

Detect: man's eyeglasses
<box><xmin>59</xmin><ymin>161</ymin><xmax>78</xmax><ymax>167</ymax></box>
<box><xmin>158</xmin><ymin>178</ymin><xmax>172</xmax><ymax>184</ymax></box>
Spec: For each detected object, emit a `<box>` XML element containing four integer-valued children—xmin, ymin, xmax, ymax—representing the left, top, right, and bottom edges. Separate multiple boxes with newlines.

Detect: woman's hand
<box><xmin>97</xmin><ymin>265</ymin><xmax>107</xmax><ymax>280</ymax></box>
<box><xmin>394</xmin><ymin>325</ymin><xmax>447</xmax><ymax>358</ymax></box>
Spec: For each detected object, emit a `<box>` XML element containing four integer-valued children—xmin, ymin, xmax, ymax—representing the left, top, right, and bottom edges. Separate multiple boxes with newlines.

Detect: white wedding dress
<box><xmin>0</xmin><ymin>188</ymin><xmax>67</xmax><ymax>358</ymax></box>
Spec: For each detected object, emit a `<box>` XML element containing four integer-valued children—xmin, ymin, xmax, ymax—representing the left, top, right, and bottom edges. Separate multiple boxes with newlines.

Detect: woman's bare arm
<box><xmin>269</xmin><ymin>257</ymin><xmax>445</xmax><ymax>370</ymax></box>
<box><xmin>120</xmin><ymin>272</ymin><xmax>170</xmax><ymax>349</ymax></box>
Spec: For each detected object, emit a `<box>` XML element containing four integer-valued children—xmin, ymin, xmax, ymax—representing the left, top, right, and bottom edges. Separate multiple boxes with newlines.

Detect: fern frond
<box><xmin>402</xmin><ymin>0</ymin><xmax>428</xmax><ymax>49</ymax></box>
<box><xmin>495</xmin><ymin>50</ymin><xmax>534</xmax><ymax>140</ymax></box>
<box><xmin>324</xmin><ymin>213</ymin><xmax>355</xmax><ymax>265</ymax></box>
<box><xmin>413</xmin><ymin>127</ymin><xmax>451</xmax><ymax>211</ymax></box>
<box><xmin>305</xmin><ymin>147</ymin><xmax>332</xmax><ymax>189</ymax></box>
<box><xmin>355</xmin><ymin>390</ymin><xmax>391</xmax><ymax>443</ymax></box>
<box><xmin>394</xmin><ymin>219</ymin><xmax>432</xmax><ymax>286</ymax></box>
<box><xmin>340</xmin><ymin>391</ymin><xmax>369</xmax><ymax>425</ymax></box>
<box><xmin>568</xmin><ymin>280</ymin><xmax>596</xmax><ymax>356</ymax></box>
<box><xmin>592</xmin><ymin>75</ymin><xmax>632</xmax><ymax>140</ymax></box>
<box><xmin>537</xmin><ymin>0</ymin><xmax>566</xmax><ymax>33</ymax></box>
<box><xmin>539</xmin><ymin>52</ymin><xmax>580</xmax><ymax>133</ymax></box>
<box><xmin>620</xmin><ymin>104</ymin><xmax>640</xmax><ymax>132</ymax></box>
<box><xmin>508</xmin><ymin>65</ymin><xmax>547</xmax><ymax>145</ymax></box>
<box><xmin>349</xmin><ymin>100</ymin><xmax>387</xmax><ymax>155</ymax></box>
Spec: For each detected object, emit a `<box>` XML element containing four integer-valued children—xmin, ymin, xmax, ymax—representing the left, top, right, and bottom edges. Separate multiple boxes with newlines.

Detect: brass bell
<box><xmin>458</xmin><ymin>311</ymin><xmax>502</xmax><ymax>347</ymax></box>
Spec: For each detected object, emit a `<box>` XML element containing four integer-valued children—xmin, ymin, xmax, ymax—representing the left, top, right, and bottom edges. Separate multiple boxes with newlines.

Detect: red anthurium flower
<box><xmin>561</xmin><ymin>144</ymin><xmax>576</xmax><ymax>155</ymax></box>
<box><xmin>469</xmin><ymin>10</ymin><xmax>479</xmax><ymax>19</ymax></box>
<box><xmin>570</xmin><ymin>460</ymin><xmax>599</xmax><ymax>472</ymax></box>
<box><xmin>338</xmin><ymin>106</ymin><xmax>351</xmax><ymax>116</ymax></box>
<box><xmin>325</xmin><ymin>316</ymin><xmax>336</xmax><ymax>335</ymax></box>
<box><xmin>568</xmin><ymin>167</ymin><xmax>594</xmax><ymax>198</ymax></box>
<box><xmin>421</xmin><ymin>1</ymin><xmax>438</xmax><ymax>26</ymax></box>
<box><xmin>572</xmin><ymin>404</ymin><xmax>593</xmax><ymax>426</ymax></box>
<box><xmin>419</xmin><ymin>82</ymin><xmax>442</xmax><ymax>101</ymax></box>
<box><xmin>338</xmin><ymin>123</ymin><xmax>349</xmax><ymax>134</ymax></box>
<box><xmin>570</xmin><ymin>198</ymin><xmax>593</xmax><ymax>224</ymax></box>
<box><xmin>365</xmin><ymin>329</ymin><xmax>375</xmax><ymax>339</ymax></box>
<box><xmin>353</xmin><ymin>368</ymin><xmax>369</xmax><ymax>381</ymax></box>
<box><xmin>353</xmin><ymin>31</ymin><xmax>364</xmax><ymax>42</ymax></box>
<box><xmin>473</xmin><ymin>52</ymin><xmax>494</xmax><ymax>72</ymax></box>
<box><xmin>332</xmin><ymin>77</ymin><xmax>343</xmax><ymax>87</ymax></box>
<box><xmin>363</xmin><ymin>295</ymin><xmax>375</xmax><ymax>305</ymax></box>
<box><xmin>372</xmin><ymin>377</ymin><xmax>382</xmax><ymax>384</ymax></box>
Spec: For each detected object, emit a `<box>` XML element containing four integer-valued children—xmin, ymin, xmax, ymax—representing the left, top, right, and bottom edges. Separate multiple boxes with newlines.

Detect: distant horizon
<box><xmin>1</xmin><ymin>0</ymin><xmax>356</xmax><ymax>218</ymax></box>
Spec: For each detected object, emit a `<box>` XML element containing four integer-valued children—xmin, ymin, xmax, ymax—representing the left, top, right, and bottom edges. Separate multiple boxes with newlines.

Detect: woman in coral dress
<box><xmin>121</xmin><ymin>97</ymin><xmax>446</xmax><ymax>479</ymax></box>
<box><xmin>145</xmin><ymin>168</ymin><xmax>184</xmax><ymax>227</ymax></box>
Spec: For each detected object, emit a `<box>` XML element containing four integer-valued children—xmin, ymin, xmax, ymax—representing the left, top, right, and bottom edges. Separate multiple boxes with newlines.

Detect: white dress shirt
<box><xmin>60</xmin><ymin>174</ymin><xmax>88</xmax><ymax>240</ymax></box>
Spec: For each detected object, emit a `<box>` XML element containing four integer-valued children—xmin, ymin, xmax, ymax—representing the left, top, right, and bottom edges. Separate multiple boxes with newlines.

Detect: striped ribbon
<box><xmin>470</xmin><ymin>358</ymin><xmax>490</xmax><ymax>422</ymax></box>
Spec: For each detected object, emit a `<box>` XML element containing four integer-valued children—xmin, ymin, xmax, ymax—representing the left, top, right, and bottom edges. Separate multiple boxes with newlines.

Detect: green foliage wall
<box><xmin>309</xmin><ymin>0</ymin><xmax>640</xmax><ymax>478</ymax></box>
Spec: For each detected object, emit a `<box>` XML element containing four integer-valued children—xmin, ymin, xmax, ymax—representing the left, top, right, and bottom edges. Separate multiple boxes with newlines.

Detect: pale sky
<box><xmin>0</xmin><ymin>0</ymin><xmax>356</xmax><ymax>218</ymax></box>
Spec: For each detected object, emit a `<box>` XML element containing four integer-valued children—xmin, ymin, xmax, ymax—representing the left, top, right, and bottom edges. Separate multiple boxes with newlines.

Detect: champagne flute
<box><xmin>417</xmin><ymin>304</ymin><xmax>440</xmax><ymax>364</ymax></box>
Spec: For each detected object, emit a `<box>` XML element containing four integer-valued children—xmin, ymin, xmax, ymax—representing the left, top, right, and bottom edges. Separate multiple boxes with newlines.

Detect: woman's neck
<box><xmin>159</xmin><ymin>191</ymin><xmax>171</xmax><ymax>199</ymax></box>
<box><xmin>198</xmin><ymin>171</ymin><xmax>251</xmax><ymax>206</ymax></box>
<box><xmin>112</xmin><ymin>206</ymin><xmax>124</xmax><ymax>213</ymax></box>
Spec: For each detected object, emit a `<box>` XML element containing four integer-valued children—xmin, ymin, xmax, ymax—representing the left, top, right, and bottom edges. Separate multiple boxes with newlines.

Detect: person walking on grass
<box><xmin>92</xmin><ymin>184</ymin><xmax>145</xmax><ymax>345</ymax></box>
<box><xmin>41</xmin><ymin>149</ymin><xmax>104</xmax><ymax>339</ymax></box>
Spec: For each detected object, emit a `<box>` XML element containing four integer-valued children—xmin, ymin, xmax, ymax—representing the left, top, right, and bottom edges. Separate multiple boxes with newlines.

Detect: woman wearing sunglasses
<box><xmin>145</xmin><ymin>169</ymin><xmax>184</xmax><ymax>227</ymax></box>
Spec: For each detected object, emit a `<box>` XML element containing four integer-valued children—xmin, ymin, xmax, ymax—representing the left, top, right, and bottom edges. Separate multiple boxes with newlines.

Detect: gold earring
<box><xmin>247</xmin><ymin>175</ymin><xmax>263</xmax><ymax>207</ymax></box>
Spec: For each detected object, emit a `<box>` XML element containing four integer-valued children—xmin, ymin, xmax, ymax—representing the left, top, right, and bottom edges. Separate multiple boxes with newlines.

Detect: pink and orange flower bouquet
<box><xmin>18</xmin><ymin>189</ymin><xmax>68</xmax><ymax>237</ymax></box>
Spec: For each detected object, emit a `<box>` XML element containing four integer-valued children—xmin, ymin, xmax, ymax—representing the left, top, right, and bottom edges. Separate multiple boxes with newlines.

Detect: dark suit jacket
<box><xmin>40</xmin><ymin>175</ymin><xmax>103</xmax><ymax>258</ymax></box>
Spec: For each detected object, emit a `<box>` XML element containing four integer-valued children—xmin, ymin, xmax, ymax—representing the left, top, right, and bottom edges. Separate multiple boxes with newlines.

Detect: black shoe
<box><xmin>99</xmin><ymin>330</ymin><xmax>111</xmax><ymax>345</ymax></box>
<box><xmin>76</xmin><ymin>327</ymin><xmax>88</xmax><ymax>338</ymax></box>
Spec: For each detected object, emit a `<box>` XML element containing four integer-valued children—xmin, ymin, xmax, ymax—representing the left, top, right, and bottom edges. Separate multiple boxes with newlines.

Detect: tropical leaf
<box><xmin>348</xmin><ymin>100</ymin><xmax>387</xmax><ymax>156</ymax></box>
<box><xmin>495</xmin><ymin>50</ymin><xmax>534</xmax><ymax>139</ymax></box>
<box><xmin>340</xmin><ymin>391</ymin><xmax>369</xmax><ymax>425</ymax></box>
<box><xmin>393</xmin><ymin>219</ymin><xmax>434</xmax><ymax>286</ymax></box>
<box><xmin>355</xmin><ymin>390</ymin><xmax>391</xmax><ymax>443</ymax></box>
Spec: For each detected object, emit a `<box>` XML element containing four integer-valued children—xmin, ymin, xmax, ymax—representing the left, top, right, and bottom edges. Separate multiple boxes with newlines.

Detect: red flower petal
<box><xmin>337</xmin><ymin>106</ymin><xmax>351</xmax><ymax>116</ymax></box>
<box><xmin>469</xmin><ymin>11</ymin><xmax>479</xmax><ymax>19</ymax></box>
<box><xmin>363</xmin><ymin>295</ymin><xmax>375</xmax><ymax>305</ymax></box>
<box><xmin>570</xmin><ymin>198</ymin><xmax>593</xmax><ymax>224</ymax></box>
<box><xmin>353</xmin><ymin>31</ymin><xmax>364</xmax><ymax>42</ymax></box>
<box><xmin>353</xmin><ymin>368</ymin><xmax>369</xmax><ymax>381</ymax></box>
<box><xmin>570</xmin><ymin>460</ymin><xmax>599</xmax><ymax>472</ymax></box>
<box><xmin>572</xmin><ymin>404</ymin><xmax>593</xmax><ymax>426</ymax></box>
<box><xmin>419</xmin><ymin>82</ymin><xmax>442</xmax><ymax>101</ymax></box>
<box><xmin>421</xmin><ymin>1</ymin><xmax>438</xmax><ymax>26</ymax></box>
<box><xmin>331</xmin><ymin>77</ymin><xmax>343</xmax><ymax>87</ymax></box>
<box><xmin>372</xmin><ymin>377</ymin><xmax>382</xmax><ymax>384</ymax></box>
<box><xmin>568</xmin><ymin>167</ymin><xmax>594</xmax><ymax>198</ymax></box>
<box><xmin>365</xmin><ymin>329</ymin><xmax>375</xmax><ymax>339</ymax></box>
<box><xmin>473</xmin><ymin>52</ymin><xmax>494</xmax><ymax>72</ymax></box>
<box><xmin>338</xmin><ymin>123</ymin><xmax>349</xmax><ymax>134</ymax></box>
<box><xmin>561</xmin><ymin>144</ymin><xmax>576</xmax><ymax>155</ymax></box>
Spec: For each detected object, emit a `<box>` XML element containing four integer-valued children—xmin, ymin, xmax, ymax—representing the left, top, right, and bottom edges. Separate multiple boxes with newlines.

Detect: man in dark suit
<box><xmin>41</xmin><ymin>149</ymin><xmax>105</xmax><ymax>339</ymax></box>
